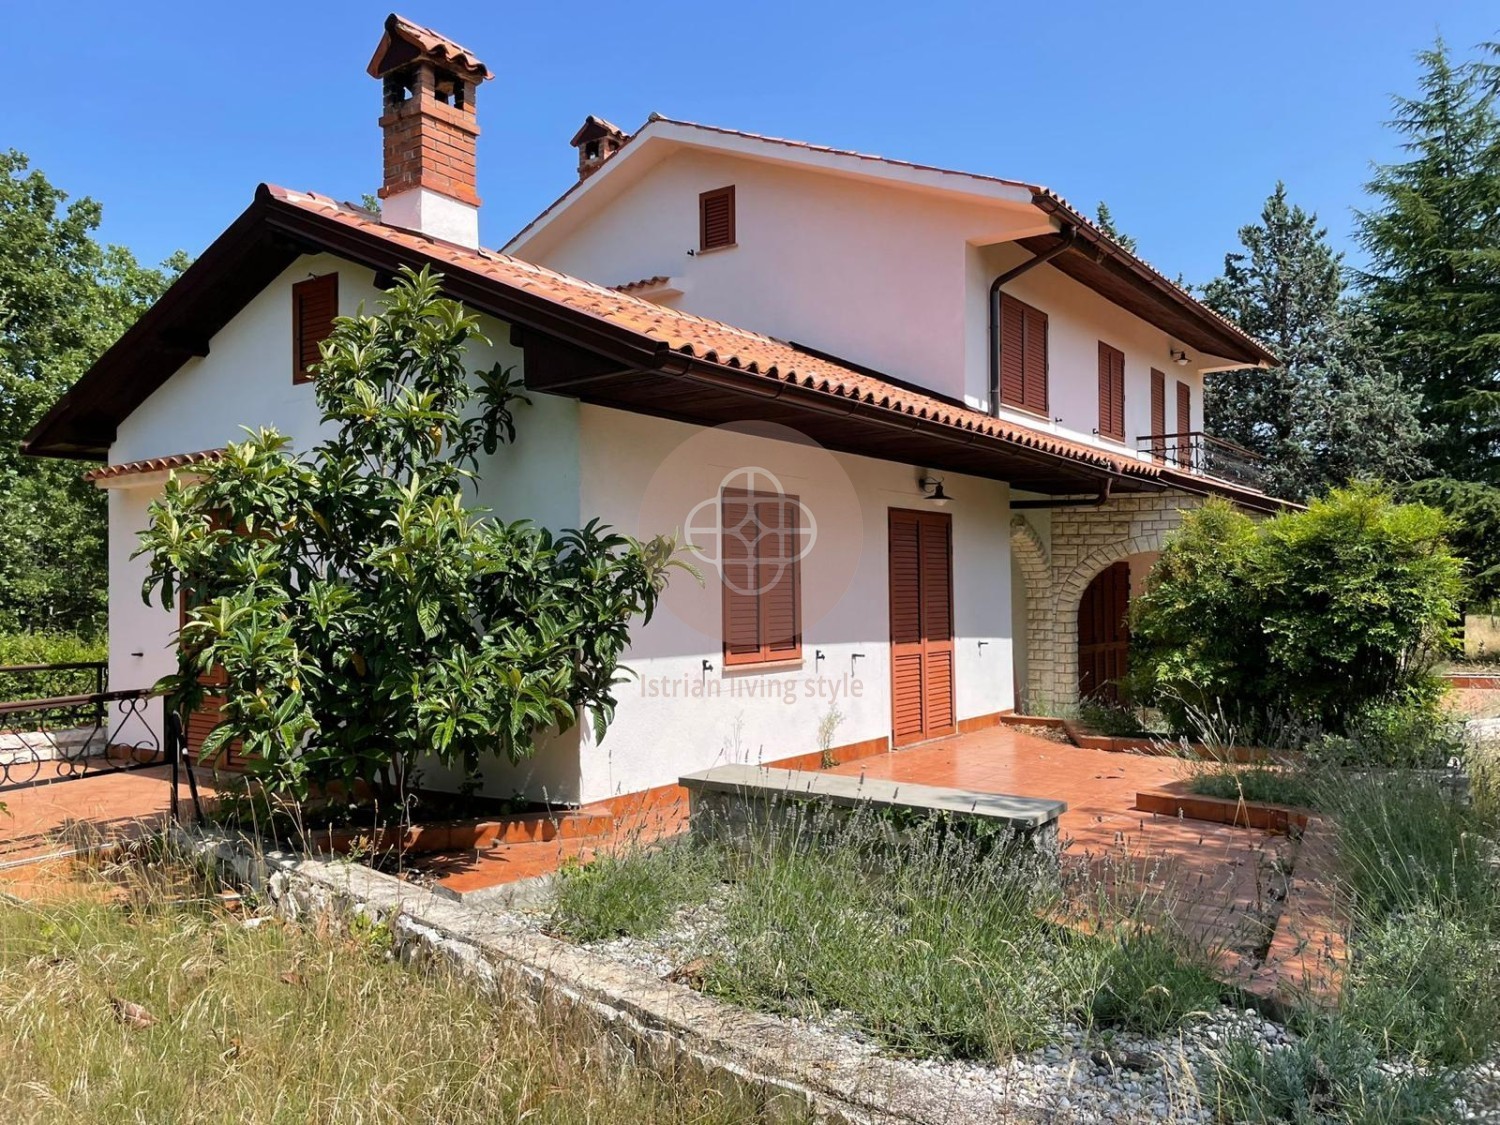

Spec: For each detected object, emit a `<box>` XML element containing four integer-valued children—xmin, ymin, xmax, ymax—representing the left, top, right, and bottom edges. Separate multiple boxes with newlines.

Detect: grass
<box><xmin>0</xmin><ymin>848</ymin><xmax>802</xmax><ymax>1124</ymax></box>
<box><xmin>1199</xmin><ymin>746</ymin><xmax>1500</xmax><ymax>1121</ymax></box>
<box><xmin>1186</xmin><ymin>763</ymin><xmax>1325</xmax><ymax>810</ymax></box>
<box><xmin>551</xmin><ymin>808</ymin><xmax>1232</xmax><ymax>1061</ymax></box>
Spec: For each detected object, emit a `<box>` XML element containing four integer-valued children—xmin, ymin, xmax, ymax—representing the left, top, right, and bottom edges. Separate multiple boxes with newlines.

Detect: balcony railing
<box><xmin>1135</xmin><ymin>431</ymin><xmax>1266</xmax><ymax>492</ymax></box>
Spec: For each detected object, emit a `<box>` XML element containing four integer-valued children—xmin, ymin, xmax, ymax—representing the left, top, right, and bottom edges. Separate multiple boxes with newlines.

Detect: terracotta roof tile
<box><xmin>612</xmin><ymin>275</ymin><xmax>671</xmax><ymax>293</ymax></box>
<box><xmin>83</xmin><ymin>449</ymin><xmax>224</xmax><ymax>483</ymax></box>
<box><xmin>265</xmin><ymin>186</ymin><xmax>1166</xmax><ymax>482</ymax></box>
<box><xmin>367</xmin><ymin>13</ymin><xmax>492</xmax><ymax>80</ymax></box>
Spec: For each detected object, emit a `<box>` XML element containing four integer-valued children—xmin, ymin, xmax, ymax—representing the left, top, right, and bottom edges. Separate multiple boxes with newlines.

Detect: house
<box><xmin>22</xmin><ymin>15</ymin><xmax>1282</xmax><ymax>806</ymax></box>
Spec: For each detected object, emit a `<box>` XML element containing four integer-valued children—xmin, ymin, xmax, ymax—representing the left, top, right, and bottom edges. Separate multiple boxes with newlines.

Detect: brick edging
<box><xmin>1136</xmin><ymin>788</ymin><xmax>1311</xmax><ymax>835</ymax></box>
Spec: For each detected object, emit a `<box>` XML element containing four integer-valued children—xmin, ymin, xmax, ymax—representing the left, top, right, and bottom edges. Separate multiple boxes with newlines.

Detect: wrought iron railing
<box><xmin>0</xmin><ymin>662</ymin><xmax>162</xmax><ymax>791</ymax></box>
<box><xmin>1136</xmin><ymin>431</ymin><xmax>1266</xmax><ymax>491</ymax></box>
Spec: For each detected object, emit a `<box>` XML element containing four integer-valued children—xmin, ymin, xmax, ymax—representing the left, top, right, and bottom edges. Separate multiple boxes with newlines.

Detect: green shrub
<box><xmin>0</xmin><ymin>631</ymin><xmax>107</xmax><ymax>701</ymax></box>
<box><xmin>1128</xmin><ymin>487</ymin><xmax>1463</xmax><ymax>744</ymax></box>
<box><xmin>549</xmin><ymin>838</ymin><xmax>723</xmax><ymax>943</ymax></box>
<box><xmin>1401</xmin><ymin>477</ymin><xmax>1500</xmax><ymax>608</ymax></box>
<box><xmin>1206</xmin><ymin>1017</ymin><xmax>1460</xmax><ymax>1123</ymax></box>
<box><xmin>1089</xmin><ymin>927</ymin><xmax>1228</xmax><ymax>1036</ymax></box>
<box><xmin>1187</xmin><ymin>764</ymin><xmax>1324</xmax><ymax>810</ymax></box>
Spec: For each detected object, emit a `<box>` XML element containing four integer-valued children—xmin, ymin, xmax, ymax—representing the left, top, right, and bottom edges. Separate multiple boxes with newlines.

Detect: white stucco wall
<box><xmin>573</xmin><ymin>407</ymin><xmax>1014</xmax><ymax>805</ymax></box>
<box><xmin>972</xmin><ymin>242</ymin><xmax>1209</xmax><ymax>458</ymax></box>
<box><xmin>513</xmin><ymin>144</ymin><xmax>1235</xmax><ymax>473</ymax></box>
<box><xmin>102</xmin><ymin>249</ymin><xmax>1016</xmax><ymax>805</ymax></box>
<box><xmin>518</xmin><ymin>148</ymin><xmax>1042</xmax><ymax>404</ymax></box>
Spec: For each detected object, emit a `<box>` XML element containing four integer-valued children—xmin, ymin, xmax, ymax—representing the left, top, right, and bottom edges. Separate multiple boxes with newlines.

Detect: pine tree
<box><xmin>1093</xmin><ymin>202</ymin><xmax>1138</xmax><ymax>254</ymax></box>
<box><xmin>1357</xmin><ymin>39</ymin><xmax>1500</xmax><ymax>483</ymax></box>
<box><xmin>1203</xmin><ymin>184</ymin><xmax>1428</xmax><ymax>500</ymax></box>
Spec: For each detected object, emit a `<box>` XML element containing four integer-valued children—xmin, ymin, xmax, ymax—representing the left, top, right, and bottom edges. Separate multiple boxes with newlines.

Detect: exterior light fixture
<box><xmin>919</xmin><ymin>476</ymin><xmax>952</xmax><ymax>507</ymax></box>
<box><xmin>1170</xmin><ymin>347</ymin><xmax>1190</xmax><ymax>366</ymax></box>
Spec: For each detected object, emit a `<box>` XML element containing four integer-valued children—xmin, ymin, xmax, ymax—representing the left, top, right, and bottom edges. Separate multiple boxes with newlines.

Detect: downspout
<box><xmin>988</xmin><ymin>225</ymin><xmax>1078</xmax><ymax>416</ymax></box>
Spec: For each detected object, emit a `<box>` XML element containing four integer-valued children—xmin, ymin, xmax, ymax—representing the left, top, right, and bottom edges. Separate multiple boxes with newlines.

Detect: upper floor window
<box><xmin>292</xmin><ymin>273</ymin><xmax>339</xmax><ymax>384</ymax></box>
<box><xmin>1097</xmin><ymin>341</ymin><xmax>1125</xmax><ymax>441</ymax></box>
<box><xmin>1176</xmin><ymin>378</ymin><xmax>1191</xmax><ymax>436</ymax></box>
<box><xmin>1149</xmin><ymin>368</ymin><xmax>1166</xmax><ymax>460</ymax></box>
<box><xmin>699</xmin><ymin>186</ymin><xmax>736</xmax><ymax>252</ymax></box>
<box><xmin>998</xmin><ymin>294</ymin><xmax>1048</xmax><ymax>416</ymax></box>
<box><xmin>721</xmin><ymin>488</ymin><xmax>802</xmax><ymax>666</ymax></box>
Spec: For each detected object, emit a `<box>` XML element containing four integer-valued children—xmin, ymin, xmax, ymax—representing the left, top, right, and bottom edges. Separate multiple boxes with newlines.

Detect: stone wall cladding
<box><xmin>1015</xmin><ymin>491</ymin><xmax>1206</xmax><ymax>710</ymax></box>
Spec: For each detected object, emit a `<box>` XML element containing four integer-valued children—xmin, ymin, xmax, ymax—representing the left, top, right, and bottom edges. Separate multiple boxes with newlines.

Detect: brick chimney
<box><xmin>367</xmin><ymin>14</ymin><xmax>493</xmax><ymax>247</ymax></box>
<box><xmin>570</xmin><ymin>116</ymin><xmax>628</xmax><ymax>181</ymax></box>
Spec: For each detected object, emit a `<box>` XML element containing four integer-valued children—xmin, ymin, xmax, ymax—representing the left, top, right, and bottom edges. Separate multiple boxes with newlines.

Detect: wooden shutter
<box><xmin>1150</xmin><ymin>369</ymin><xmax>1166</xmax><ymax>461</ymax></box>
<box><xmin>721</xmin><ymin>489</ymin><xmax>802</xmax><ymax>665</ymax></box>
<box><xmin>1097</xmin><ymin>342</ymin><xmax>1125</xmax><ymax>441</ymax></box>
<box><xmin>998</xmin><ymin>295</ymin><xmax>1048</xmax><ymax>416</ymax></box>
<box><xmin>699</xmin><ymin>186</ymin><xmax>736</xmax><ymax>251</ymax></box>
<box><xmin>292</xmin><ymin>274</ymin><xmax>338</xmax><ymax>384</ymax></box>
<box><xmin>889</xmin><ymin>512</ymin><xmax>925</xmax><ymax>743</ymax></box>
<box><xmin>888</xmin><ymin>509</ymin><xmax>955</xmax><ymax>746</ymax></box>
<box><xmin>1176</xmin><ymin>380</ymin><xmax>1191</xmax><ymax>435</ymax></box>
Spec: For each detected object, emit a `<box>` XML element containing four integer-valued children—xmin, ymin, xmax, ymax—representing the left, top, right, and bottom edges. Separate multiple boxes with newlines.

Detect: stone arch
<box><xmin>1046</xmin><ymin>501</ymin><xmax>1198</xmax><ymax>708</ymax></box>
<box><xmin>1009</xmin><ymin>516</ymin><xmax>1051</xmax><ymax>711</ymax></box>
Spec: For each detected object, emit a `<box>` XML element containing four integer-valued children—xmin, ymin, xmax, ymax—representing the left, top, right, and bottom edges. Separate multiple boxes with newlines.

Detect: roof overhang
<box><xmin>24</xmin><ymin>185</ymin><xmax>1287</xmax><ymax>511</ymax></box>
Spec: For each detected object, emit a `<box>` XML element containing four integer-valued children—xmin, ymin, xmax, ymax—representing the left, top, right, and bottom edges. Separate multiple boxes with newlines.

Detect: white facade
<box><xmin>100</xmin><ymin>254</ymin><xmax>1016</xmax><ymax>803</ymax></box>
<box><xmin>507</xmin><ymin>125</ymin><xmax>1237</xmax><ymax>469</ymax></box>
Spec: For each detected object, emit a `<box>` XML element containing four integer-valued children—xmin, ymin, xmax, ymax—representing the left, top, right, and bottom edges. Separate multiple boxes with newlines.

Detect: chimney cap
<box><xmin>570</xmin><ymin>115</ymin><xmax>627</xmax><ymax>148</ymax></box>
<box><xmin>367</xmin><ymin>13</ymin><xmax>492</xmax><ymax>82</ymax></box>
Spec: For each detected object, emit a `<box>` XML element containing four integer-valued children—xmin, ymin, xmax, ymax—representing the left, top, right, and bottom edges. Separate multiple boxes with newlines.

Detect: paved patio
<box><xmin>825</xmin><ymin>727</ymin><xmax>1296</xmax><ymax>973</ymax></box>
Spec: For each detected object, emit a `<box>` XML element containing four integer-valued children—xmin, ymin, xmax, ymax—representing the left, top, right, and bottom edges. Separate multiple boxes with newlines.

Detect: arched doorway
<box><xmin>1078</xmin><ymin>561</ymin><xmax>1129</xmax><ymax>703</ymax></box>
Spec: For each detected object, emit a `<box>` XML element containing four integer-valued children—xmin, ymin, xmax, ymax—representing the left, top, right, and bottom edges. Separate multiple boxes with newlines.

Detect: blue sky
<box><xmin>5</xmin><ymin>1</ymin><xmax>1495</xmax><ymax>288</ymax></box>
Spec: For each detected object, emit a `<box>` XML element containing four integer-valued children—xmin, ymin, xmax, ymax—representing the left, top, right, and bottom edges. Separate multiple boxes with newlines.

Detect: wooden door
<box><xmin>889</xmin><ymin>509</ymin><xmax>955</xmax><ymax>746</ymax></box>
<box><xmin>1078</xmin><ymin>562</ymin><xmax>1130</xmax><ymax>704</ymax></box>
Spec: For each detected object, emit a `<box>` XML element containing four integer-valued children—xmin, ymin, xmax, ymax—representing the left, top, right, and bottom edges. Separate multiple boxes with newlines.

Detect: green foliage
<box><xmin>1207</xmin><ymin>1016</ymin><xmax>1460</xmax><ymax>1123</ymax></box>
<box><xmin>1092</xmin><ymin>201</ymin><xmax>1138</xmax><ymax>254</ymax></box>
<box><xmin>550</xmin><ymin>840</ymin><xmax>724</xmax><ymax>943</ymax></box>
<box><xmin>0</xmin><ymin>631</ymin><xmax>106</xmax><ymax>701</ymax></box>
<box><xmin>1187</xmin><ymin>764</ymin><xmax>1324</xmax><ymax>810</ymax></box>
<box><xmin>0</xmin><ymin>151</ymin><xmax>187</xmax><ymax>634</ymax></box>
<box><xmin>137</xmin><ymin>267</ymin><xmax>688</xmax><ymax>798</ymax></box>
<box><xmin>1400</xmin><ymin>477</ymin><xmax>1500</xmax><ymax>605</ymax></box>
<box><xmin>1325</xmin><ymin>773</ymin><xmax>1500</xmax><ymax>1066</ymax></box>
<box><xmin>1357</xmin><ymin>40</ymin><xmax>1500</xmax><ymax>484</ymax></box>
<box><xmin>1203</xmin><ymin>183</ymin><xmax>1429</xmax><ymax>502</ymax></box>
<box><xmin>1128</xmin><ymin>488</ymin><xmax>1463</xmax><ymax>741</ymax></box>
<box><xmin>555</xmin><ymin>809</ymin><xmax>1227</xmax><ymax>1060</ymax></box>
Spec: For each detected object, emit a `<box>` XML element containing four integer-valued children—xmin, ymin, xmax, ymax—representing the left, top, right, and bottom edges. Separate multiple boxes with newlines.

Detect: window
<box><xmin>1176</xmin><ymin>379</ymin><xmax>1191</xmax><ymax>436</ymax></box>
<box><xmin>699</xmin><ymin>186</ymin><xmax>736</xmax><ymax>251</ymax></box>
<box><xmin>721</xmin><ymin>489</ymin><xmax>802</xmax><ymax>666</ymax></box>
<box><xmin>1097</xmin><ymin>341</ymin><xmax>1125</xmax><ymax>441</ymax></box>
<box><xmin>1149</xmin><ymin>368</ymin><xmax>1166</xmax><ymax>461</ymax></box>
<box><xmin>998</xmin><ymin>294</ymin><xmax>1048</xmax><ymax>416</ymax></box>
<box><xmin>292</xmin><ymin>273</ymin><xmax>339</xmax><ymax>384</ymax></box>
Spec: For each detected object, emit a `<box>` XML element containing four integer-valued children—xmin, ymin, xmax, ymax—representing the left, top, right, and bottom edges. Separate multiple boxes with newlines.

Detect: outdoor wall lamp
<box><xmin>1170</xmin><ymin>347</ymin><xmax>1190</xmax><ymax>366</ymax></box>
<box><xmin>918</xmin><ymin>476</ymin><xmax>952</xmax><ymax>507</ymax></box>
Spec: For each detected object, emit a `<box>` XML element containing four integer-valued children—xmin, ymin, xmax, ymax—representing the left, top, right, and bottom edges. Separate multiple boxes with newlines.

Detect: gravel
<box><xmin>505</xmin><ymin>900</ymin><xmax>1500</xmax><ymax>1123</ymax></box>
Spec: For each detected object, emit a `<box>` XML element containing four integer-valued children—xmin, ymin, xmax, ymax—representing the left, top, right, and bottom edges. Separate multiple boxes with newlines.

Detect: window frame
<box><xmin>292</xmin><ymin>273</ymin><xmax>339</xmax><ymax>384</ymax></box>
<box><xmin>698</xmin><ymin>185</ymin><xmax>737</xmax><ymax>252</ymax></box>
<box><xmin>720</xmin><ymin>487</ymin><xmax>803</xmax><ymax>667</ymax></box>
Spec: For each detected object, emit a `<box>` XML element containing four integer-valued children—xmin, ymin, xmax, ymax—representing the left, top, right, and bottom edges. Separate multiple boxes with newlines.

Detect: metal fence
<box><xmin>0</xmin><ymin>661</ymin><xmax>163</xmax><ymax>791</ymax></box>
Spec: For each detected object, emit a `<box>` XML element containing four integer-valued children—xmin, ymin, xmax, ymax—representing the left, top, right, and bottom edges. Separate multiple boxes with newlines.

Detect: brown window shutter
<box><xmin>721</xmin><ymin>489</ymin><xmax>802</xmax><ymax>665</ymax></box>
<box><xmin>1176</xmin><ymin>380</ymin><xmax>1191</xmax><ymax>435</ymax></box>
<box><xmin>1150</xmin><ymin>369</ymin><xmax>1166</xmax><ymax>460</ymax></box>
<box><xmin>292</xmin><ymin>273</ymin><xmax>339</xmax><ymax>384</ymax></box>
<box><xmin>999</xmin><ymin>295</ymin><xmax>1026</xmax><ymax>407</ymax></box>
<box><xmin>1097</xmin><ymin>342</ymin><xmax>1125</xmax><ymax>441</ymax></box>
<box><xmin>999</xmin><ymin>294</ymin><xmax>1048</xmax><ymax>415</ymax></box>
<box><xmin>699</xmin><ymin>186</ymin><xmax>736</xmax><ymax>251</ymax></box>
<box><xmin>758</xmin><ymin>495</ymin><xmax>801</xmax><ymax>657</ymax></box>
<box><xmin>1022</xmin><ymin>304</ymin><xmax>1049</xmax><ymax>415</ymax></box>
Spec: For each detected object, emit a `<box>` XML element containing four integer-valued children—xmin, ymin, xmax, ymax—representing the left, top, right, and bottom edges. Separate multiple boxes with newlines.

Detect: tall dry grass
<box><xmin>0</xmin><ymin>847</ymin><xmax>799</xmax><ymax>1124</ymax></box>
